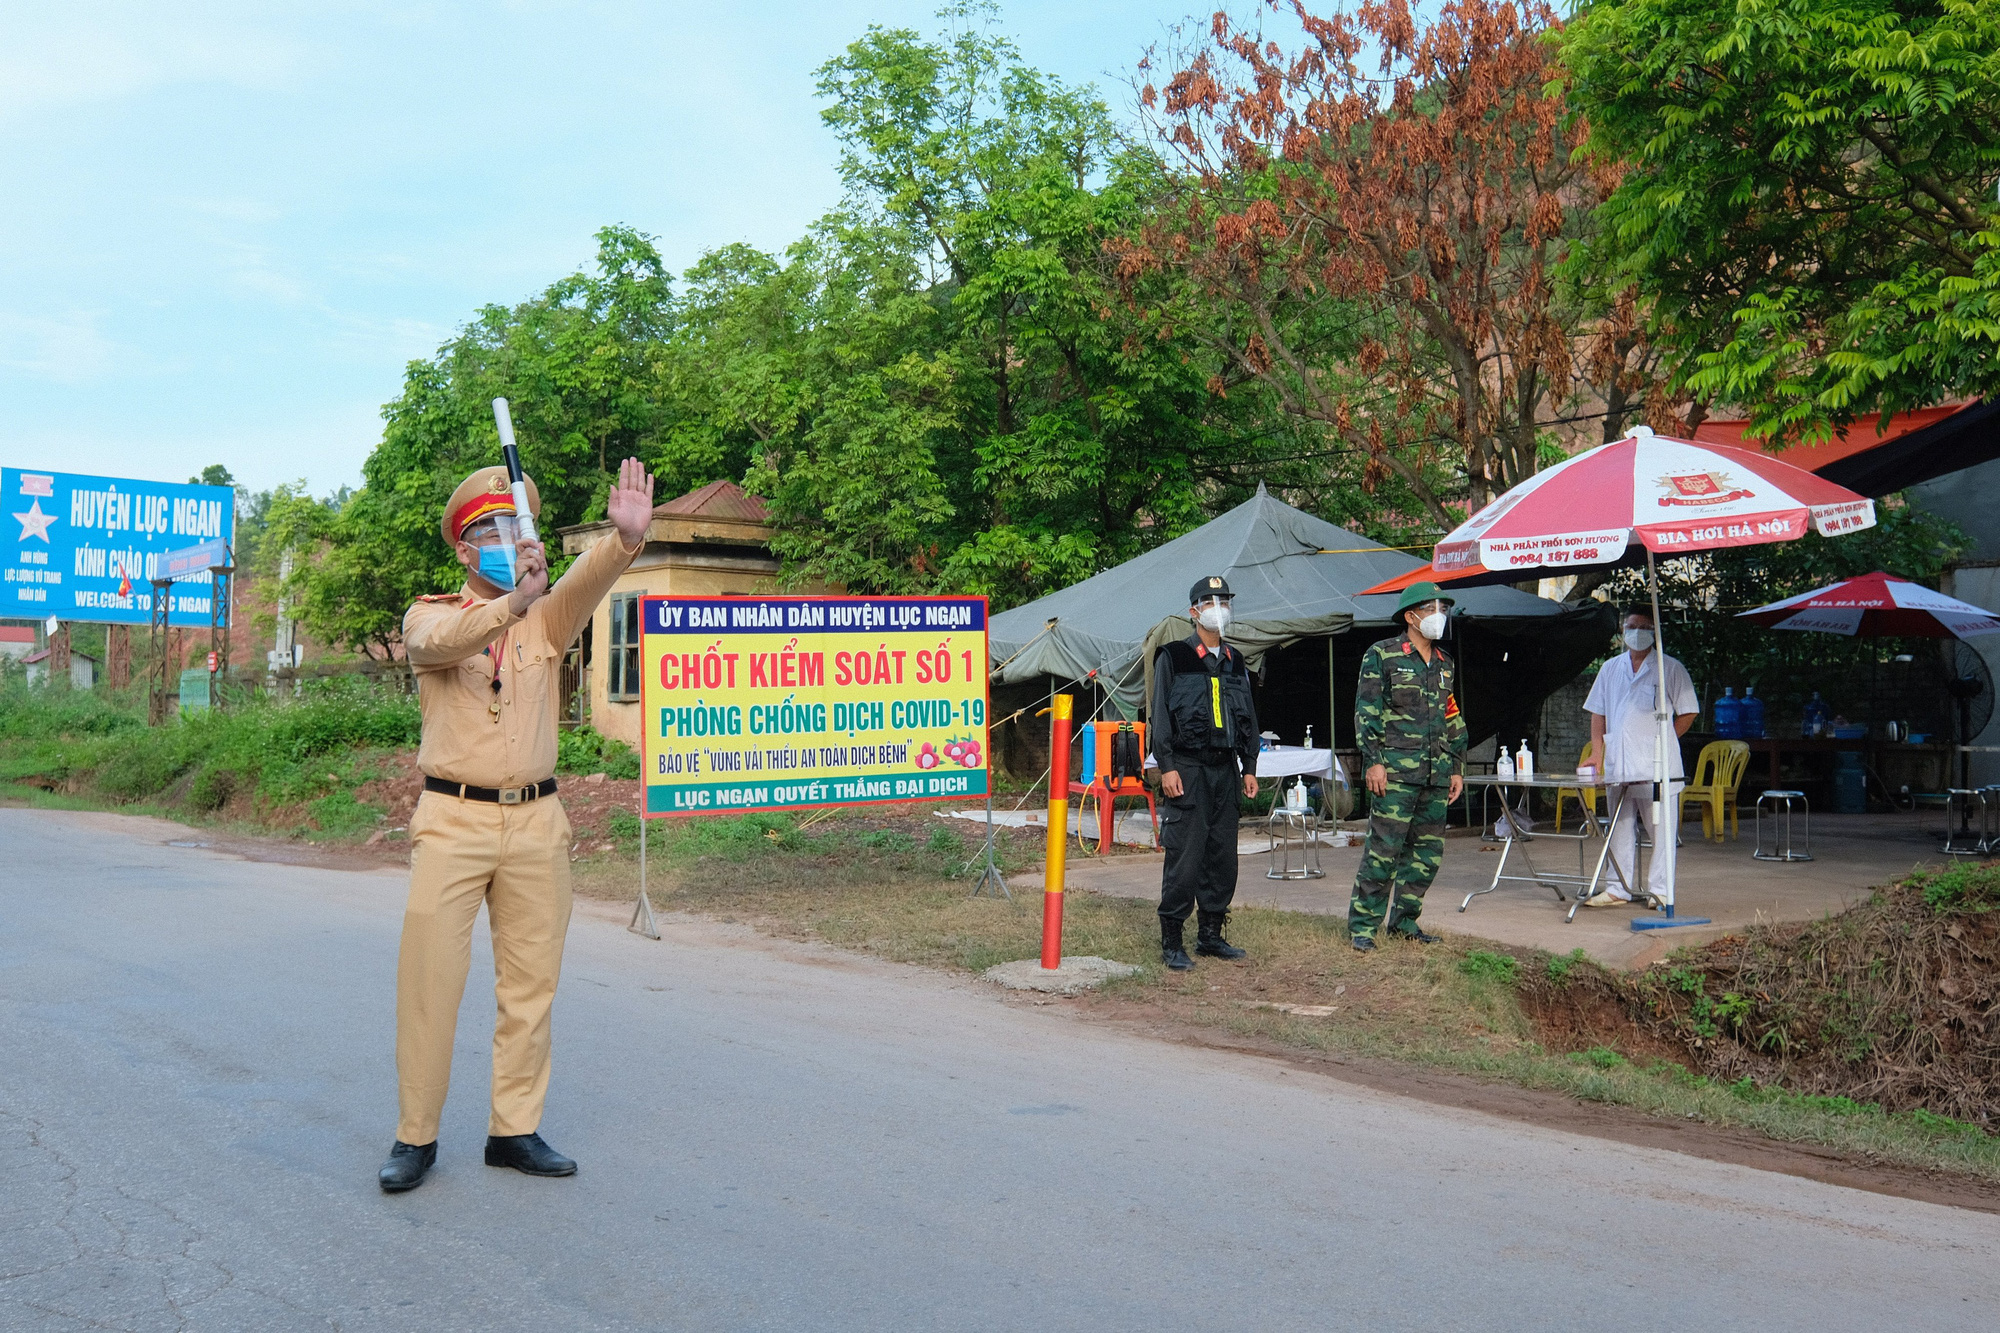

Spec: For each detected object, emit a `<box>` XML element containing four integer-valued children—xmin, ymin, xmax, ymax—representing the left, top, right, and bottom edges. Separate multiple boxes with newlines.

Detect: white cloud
<box><xmin>0</xmin><ymin>6</ymin><xmax>307</xmax><ymax>125</ymax></box>
<box><xmin>0</xmin><ymin>311</ymin><xmax>116</xmax><ymax>384</ymax></box>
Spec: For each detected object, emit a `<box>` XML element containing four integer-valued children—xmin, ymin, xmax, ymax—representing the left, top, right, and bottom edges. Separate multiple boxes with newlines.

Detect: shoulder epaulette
<box><xmin>413</xmin><ymin>594</ymin><xmax>459</xmax><ymax>604</ymax></box>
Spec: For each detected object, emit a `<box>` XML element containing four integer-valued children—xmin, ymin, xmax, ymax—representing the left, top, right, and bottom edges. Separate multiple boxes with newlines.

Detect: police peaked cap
<box><xmin>1189</xmin><ymin>575</ymin><xmax>1235</xmax><ymax>605</ymax></box>
<box><xmin>443</xmin><ymin>465</ymin><xmax>542</xmax><ymax>545</ymax></box>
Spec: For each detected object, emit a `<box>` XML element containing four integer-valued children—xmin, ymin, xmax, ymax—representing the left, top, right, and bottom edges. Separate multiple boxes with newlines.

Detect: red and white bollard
<box><xmin>1040</xmin><ymin>694</ymin><xmax>1073</xmax><ymax>969</ymax></box>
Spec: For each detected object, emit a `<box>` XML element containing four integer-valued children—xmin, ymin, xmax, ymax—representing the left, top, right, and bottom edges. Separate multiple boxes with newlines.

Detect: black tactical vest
<box><xmin>1158</xmin><ymin>638</ymin><xmax>1256</xmax><ymax>756</ymax></box>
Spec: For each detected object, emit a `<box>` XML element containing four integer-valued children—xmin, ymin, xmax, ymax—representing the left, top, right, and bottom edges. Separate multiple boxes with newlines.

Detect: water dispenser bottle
<box><xmin>1740</xmin><ymin>687</ymin><xmax>1766</xmax><ymax>740</ymax></box>
<box><xmin>1714</xmin><ymin>686</ymin><xmax>1741</xmax><ymax>739</ymax></box>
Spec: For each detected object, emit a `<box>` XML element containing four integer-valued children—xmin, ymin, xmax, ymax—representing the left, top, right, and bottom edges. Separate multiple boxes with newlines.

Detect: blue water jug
<box><xmin>1714</xmin><ymin>687</ymin><xmax>1741</xmax><ymax>739</ymax></box>
<box><xmin>1802</xmin><ymin>691</ymin><xmax>1829</xmax><ymax>738</ymax></box>
<box><xmin>1740</xmin><ymin>687</ymin><xmax>1766</xmax><ymax>740</ymax></box>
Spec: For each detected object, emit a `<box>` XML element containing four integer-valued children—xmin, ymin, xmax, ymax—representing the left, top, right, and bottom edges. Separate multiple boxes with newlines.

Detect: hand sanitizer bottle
<box><xmin>1497</xmin><ymin>747</ymin><xmax>1515</xmax><ymax>780</ymax></box>
<box><xmin>1516</xmin><ymin>739</ymin><xmax>1534</xmax><ymax>776</ymax></box>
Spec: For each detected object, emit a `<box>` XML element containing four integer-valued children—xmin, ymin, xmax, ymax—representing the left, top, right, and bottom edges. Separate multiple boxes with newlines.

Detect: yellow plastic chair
<box><xmin>1680</xmin><ymin>740</ymin><xmax>1750</xmax><ymax>841</ymax></box>
<box><xmin>1554</xmin><ymin>742</ymin><xmax>1601</xmax><ymax>833</ymax></box>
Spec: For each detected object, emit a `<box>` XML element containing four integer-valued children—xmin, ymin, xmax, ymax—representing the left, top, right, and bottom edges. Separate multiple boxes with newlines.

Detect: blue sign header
<box><xmin>2</xmin><ymin>467</ymin><xmax>235</xmax><ymax>626</ymax></box>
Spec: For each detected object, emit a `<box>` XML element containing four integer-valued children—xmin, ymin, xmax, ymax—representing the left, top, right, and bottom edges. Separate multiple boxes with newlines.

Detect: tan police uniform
<box><xmin>393</xmin><ymin>466</ymin><xmax>641</xmax><ymax>1146</ymax></box>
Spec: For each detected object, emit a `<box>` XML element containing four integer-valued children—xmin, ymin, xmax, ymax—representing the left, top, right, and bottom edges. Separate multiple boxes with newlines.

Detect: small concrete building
<box><xmin>560</xmin><ymin>481</ymin><xmax>827</xmax><ymax>750</ymax></box>
<box><xmin>0</xmin><ymin>625</ymin><xmax>35</xmax><ymax>663</ymax></box>
<box><xmin>23</xmin><ymin>648</ymin><xmax>98</xmax><ymax>689</ymax></box>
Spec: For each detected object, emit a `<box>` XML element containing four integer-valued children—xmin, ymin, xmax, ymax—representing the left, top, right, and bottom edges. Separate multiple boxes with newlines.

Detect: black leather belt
<box><xmin>423</xmin><ymin>775</ymin><xmax>558</xmax><ymax>805</ymax></box>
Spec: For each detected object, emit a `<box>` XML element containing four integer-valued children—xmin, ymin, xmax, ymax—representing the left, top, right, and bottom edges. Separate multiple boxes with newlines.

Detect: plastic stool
<box><xmin>1942</xmin><ymin>789</ymin><xmax>1986</xmax><ymax>857</ymax></box>
<box><xmin>1265</xmin><ymin>808</ymin><xmax>1326</xmax><ymax>880</ymax></box>
<box><xmin>1753</xmin><ymin>790</ymin><xmax>1812</xmax><ymax>862</ymax></box>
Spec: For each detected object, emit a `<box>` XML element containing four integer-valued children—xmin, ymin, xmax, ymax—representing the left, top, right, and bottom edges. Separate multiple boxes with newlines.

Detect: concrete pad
<box><xmin>1026</xmin><ymin>811</ymin><xmax>1963</xmax><ymax>969</ymax></box>
<box><xmin>984</xmin><ymin>956</ymin><xmax>1140</xmax><ymax>993</ymax></box>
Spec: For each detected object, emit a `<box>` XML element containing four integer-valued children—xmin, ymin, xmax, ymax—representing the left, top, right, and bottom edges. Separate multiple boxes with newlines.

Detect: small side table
<box><xmin>1753</xmin><ymin>790</ymin><xmax>1812</xmax><ymax>862</ymax></box>
<box><xmin>1266</xmin><ymin>808</ymin><xmax>1326</xmax><ymax>880</ymax></box>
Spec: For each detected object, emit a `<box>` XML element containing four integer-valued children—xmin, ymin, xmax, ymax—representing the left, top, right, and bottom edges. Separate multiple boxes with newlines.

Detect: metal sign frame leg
<box><xmin>629</xmin><ymin>803</ymin><xmax>660</xmax><ymax>939</ymax></box>
<box><xmin>969</xmin><ymin>787</ymin><xmax>1010</xmax><ymax>899</ymax></box>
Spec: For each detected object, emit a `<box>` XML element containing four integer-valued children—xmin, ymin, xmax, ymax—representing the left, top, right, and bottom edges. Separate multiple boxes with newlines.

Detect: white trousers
<box><xmin>1604</xmin><ymin>781</ymin><xmax>1682</xmax><ymax>900</ymax></box>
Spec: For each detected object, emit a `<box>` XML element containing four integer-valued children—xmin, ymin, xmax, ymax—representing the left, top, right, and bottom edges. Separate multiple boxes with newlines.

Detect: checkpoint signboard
<box><xmin>2</xmin><ymin>467</ymin><xmax>234</xmax><ymax>626</ymax></box>
<box><xmin>641</xmin><ymin>595</ymin><xmax>989</xmax><ymax>816</ymax></box>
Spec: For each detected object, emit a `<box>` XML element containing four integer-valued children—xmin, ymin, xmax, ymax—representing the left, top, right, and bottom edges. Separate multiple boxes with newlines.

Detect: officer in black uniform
<box><xmin>1150</xmin><ymin>575</ymin><xmax>1262</xmax><ymax>970</ymax></box>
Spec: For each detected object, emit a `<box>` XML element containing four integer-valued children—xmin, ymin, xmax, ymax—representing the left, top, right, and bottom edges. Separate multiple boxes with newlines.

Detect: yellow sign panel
<box><xmin>640</xmin><ymin>595</ymin><xmax>990</xmax><ymax>816</ymax></box>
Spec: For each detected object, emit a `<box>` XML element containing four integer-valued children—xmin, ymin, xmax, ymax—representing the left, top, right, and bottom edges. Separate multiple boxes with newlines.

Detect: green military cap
<box><xmin>1395</xmin><ymin>580</ymin><xmax>1456</xmax><ymax>615</ymax></box>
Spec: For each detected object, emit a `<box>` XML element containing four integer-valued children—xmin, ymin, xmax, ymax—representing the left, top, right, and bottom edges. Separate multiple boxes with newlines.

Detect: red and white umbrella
<box><xmin>1419</xmin><ymin>427</ymin><xmax>1878</xmax><ymax>926</ymax></box>
<box><xmin>1739</xmin><ymin>571</ymin><xmax>2000</xmax><ymax>639</ymax></box>
<box><xmin>1433</xmin><ymin>427</ymin><xmax>1876</xmax><ymax>576</ymax></box>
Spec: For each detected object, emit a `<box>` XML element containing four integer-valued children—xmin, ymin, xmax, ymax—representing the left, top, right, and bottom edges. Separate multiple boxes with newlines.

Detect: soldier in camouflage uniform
<box><xmin>1350</xmin><ymin>581</ymin><xmax>1466</xmax><ymax>951</ymax></box>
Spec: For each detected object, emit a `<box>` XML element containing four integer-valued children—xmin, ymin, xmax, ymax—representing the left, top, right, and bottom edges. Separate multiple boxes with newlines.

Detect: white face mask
<box><xmin>1417</xmin><ymin>611</ymin><xmax>1448</xmax><ymax>641</ymax></box>
<box><xmin>1624</xmin><ymin>627</ymin><xmax>1655</xmax><ymax>651</ymax></box>
<box><xmin>1196</xmin><ymin>602</ymin><xmax>1231</xmax><ymax>633</ymax></box>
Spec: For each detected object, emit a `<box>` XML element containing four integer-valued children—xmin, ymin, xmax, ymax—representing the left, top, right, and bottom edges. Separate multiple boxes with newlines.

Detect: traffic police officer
<box><xmin>1350</xmin><ymin>581</ymin><xmax>1466</xmax><ymax>951</ymax></box>
<box><xmin>1150</xmin><ymin>575</ymin><xmax>1261</xmax><ymax>970</ymax></box>
<box><xmin>378</xmin><ymin>456</ymin><xmax>654</xmax><ymax>1193</ymax></box>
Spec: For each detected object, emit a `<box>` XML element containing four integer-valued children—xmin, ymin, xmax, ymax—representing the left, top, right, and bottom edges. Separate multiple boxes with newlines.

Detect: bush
<box><xmin>557</xmin><ymin>726</ymin><xmax>641</xmax><ymax>778</ymax></box>
<box><xmin>0</xmin><ymin>675</ymin><xmax>413</xmax><ymax>831</ymax></box>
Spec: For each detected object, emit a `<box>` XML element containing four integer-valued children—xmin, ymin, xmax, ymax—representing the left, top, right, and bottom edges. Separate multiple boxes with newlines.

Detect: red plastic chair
<box><xmin>1068</xmin><ymin>720</ymin><xmax>1159</xmax><ymax>853</ymax></box>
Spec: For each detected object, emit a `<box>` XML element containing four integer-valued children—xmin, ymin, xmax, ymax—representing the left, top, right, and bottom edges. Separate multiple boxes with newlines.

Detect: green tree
<box><xmin>1562</xmin><ymin>0</ymin><xmax>2000</xmax><ymax>441</ymax></box>
<box><xmin>754</xmin><ymin>3</ymin><xmax>1302</xmax><ymax>601</ymax></box>
<box><xmin>281</xmin><ymin>226</ymin><xmax>725</xmax><ymax>654</ymax></box>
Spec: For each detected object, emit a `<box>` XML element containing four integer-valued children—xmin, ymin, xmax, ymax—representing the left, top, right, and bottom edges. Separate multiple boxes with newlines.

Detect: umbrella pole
<box><xmin>1633</xmin><ymin>548</ymin><xmax>1709</xmax><ymax>932</ymax></box>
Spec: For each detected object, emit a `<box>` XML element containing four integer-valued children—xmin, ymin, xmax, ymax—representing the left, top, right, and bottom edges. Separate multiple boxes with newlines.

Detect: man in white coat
<box><xmin>1582</xmin><ymin>608</ymin><xmax>1700</xmax><ymax>907</ymax></box>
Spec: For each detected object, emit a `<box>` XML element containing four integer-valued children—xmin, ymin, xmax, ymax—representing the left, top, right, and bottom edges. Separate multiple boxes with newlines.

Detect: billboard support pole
<box><xmin>148</xmin><ymin>579</ymin><xmax>173</xmax><ymax>725</ymax></box>
<box><xmin>208</xmin><ymin>551</ymin><xmax>233</xmax><ymax>712</ymax></box>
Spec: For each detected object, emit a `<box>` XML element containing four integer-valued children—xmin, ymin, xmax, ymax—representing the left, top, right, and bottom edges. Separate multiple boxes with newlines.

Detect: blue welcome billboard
<box><xmin>2</xmin><ymin>468</ymin><xmax>235</xmax><ymax>626</ymax></box>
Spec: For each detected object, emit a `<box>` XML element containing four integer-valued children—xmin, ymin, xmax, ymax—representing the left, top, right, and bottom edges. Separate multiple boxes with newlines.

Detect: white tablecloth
<box><xmin>1257</xmin><ymin>746</ymin><xmax>1343</xmax><ymax>783</ymax></box>
<box><xmin>1144</xmin><ymin>746</ymin><xmax>1343</xmax><ymax>782</ymax></box>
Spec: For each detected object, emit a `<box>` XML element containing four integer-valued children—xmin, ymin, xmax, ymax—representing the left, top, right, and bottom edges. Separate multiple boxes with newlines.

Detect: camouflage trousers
<box><xmin>1348</xmin><ymin>780</ymin><xmax>1451</xmax><ymax>941</ymax></box>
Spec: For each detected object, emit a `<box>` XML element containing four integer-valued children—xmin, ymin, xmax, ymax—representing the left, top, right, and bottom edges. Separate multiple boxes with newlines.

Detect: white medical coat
<box><xmin>1583</xmin><ymin>650</ymin><xmax>1700</xmax><ymax>783</ymax></box>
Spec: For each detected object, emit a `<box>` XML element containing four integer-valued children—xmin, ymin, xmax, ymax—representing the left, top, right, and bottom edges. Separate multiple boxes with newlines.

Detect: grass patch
<box><xmin>0</xmin><ymin>676</ymin><xmax>411</xmax><ymax>837</ymax></box>
<box><xmin>571</xmin><ymin>811</ymin><xmax>2000</xmax><ymax>1182</ymax></box>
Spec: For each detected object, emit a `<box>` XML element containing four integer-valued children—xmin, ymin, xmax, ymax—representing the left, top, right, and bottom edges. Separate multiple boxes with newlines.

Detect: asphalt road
<box><xmin>3</xmin><ymin>809</ymin><xmax>1997</xmax><ymax>1332</ymax></box>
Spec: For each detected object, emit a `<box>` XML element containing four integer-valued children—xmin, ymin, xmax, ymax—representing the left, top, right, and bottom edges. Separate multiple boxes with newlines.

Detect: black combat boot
<box><xmin>1393</xmin><ymin>921</ymin><xmax>1442</xmax><ymax>944</ymax></box>
<box><xmin>378</xmin><ymin>1140</ymin><xmax>437</xmax><ymax>1193</ymax></box>
<box><xmin>1161</xmin><ymin>919</ymin><xmax>1195</xmax><ymax>971</ymax></box>
<box><xmin>1194</xmin><ymin>910</ymin><xmax>1247</xmax><ymax>959</ymax></box>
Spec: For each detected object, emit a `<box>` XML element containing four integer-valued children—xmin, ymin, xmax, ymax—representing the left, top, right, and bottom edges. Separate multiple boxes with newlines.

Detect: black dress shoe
<box><xmin>378</xmin><ymin>1140</ymin><xmax>436</xmax><ymax>1193</ymax></box>
<box><xmin>485</xmin><ymin>1132</ymin><xmax>577</xmax><ymax>1177</ymax></box>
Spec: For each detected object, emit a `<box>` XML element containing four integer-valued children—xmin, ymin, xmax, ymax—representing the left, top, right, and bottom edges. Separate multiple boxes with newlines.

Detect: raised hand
<box><xmin>607</xmin><ymin>456</ymin><xmax>657</xmax><ymax>549</ymax></box>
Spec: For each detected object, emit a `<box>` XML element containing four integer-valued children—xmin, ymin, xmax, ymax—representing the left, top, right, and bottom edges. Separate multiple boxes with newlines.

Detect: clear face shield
<box><xmin>1412</xmin><ymin>600</ymin><xmax>1449</xmax><ymax>640</ymax></box>
<box><xmin>464</xmin><ymin>514</ymin><xmax>520</xmax><ymax>591</ymax></box>
<box><xmin>1194</xmin><ymin>595</ymin><xmax>1233</xmax><ymax>633</ymax></box>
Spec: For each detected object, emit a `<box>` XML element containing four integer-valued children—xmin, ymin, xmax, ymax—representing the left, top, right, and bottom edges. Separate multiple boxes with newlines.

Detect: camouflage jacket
<box><xmin>1355</xmin><ymin>635</ymin><xmax>1466</xmax><ymax>786</ymax></box>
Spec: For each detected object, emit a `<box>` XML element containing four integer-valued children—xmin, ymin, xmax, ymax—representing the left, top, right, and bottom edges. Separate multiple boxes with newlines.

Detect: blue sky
<box><xmin>0</xmin><ymin>1</ymin><xmax>1208</xmax><ymax>496</ymax></box>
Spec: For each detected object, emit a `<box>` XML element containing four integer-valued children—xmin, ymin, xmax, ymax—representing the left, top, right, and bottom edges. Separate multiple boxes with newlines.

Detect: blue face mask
<box><xmin>476</xmin><ymin>543</ymin><xmax>517</xmax><ymax>591</ymax></box>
